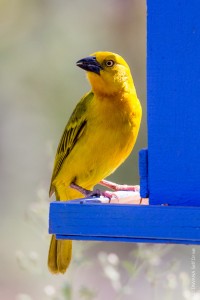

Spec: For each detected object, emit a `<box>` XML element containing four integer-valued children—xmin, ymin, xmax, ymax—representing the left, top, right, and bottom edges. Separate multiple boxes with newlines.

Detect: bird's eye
<box><xmin>105</xmin><ymin>60</ymin><xmax>114</xmax><ymax>67</ymax></box>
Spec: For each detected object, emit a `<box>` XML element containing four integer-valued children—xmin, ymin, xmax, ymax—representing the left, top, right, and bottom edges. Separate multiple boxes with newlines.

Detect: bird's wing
<box><xmin>49</xmin><ymin>91</ymin><xmax>94</xmax><ymax>196</ymax></box>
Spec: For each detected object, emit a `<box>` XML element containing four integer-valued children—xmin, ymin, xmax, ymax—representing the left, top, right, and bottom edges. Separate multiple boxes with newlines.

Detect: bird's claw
<box><xmin>87</xmin><ymin>189</ymin><xmax>118</xmax><ymax>202</ymax></box>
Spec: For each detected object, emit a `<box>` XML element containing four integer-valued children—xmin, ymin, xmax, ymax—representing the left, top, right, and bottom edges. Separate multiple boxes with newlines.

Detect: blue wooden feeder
<box><xmin>49</xmin><ymin>1</ymin><xmax>200</xmax><ymax>245</ymax></box>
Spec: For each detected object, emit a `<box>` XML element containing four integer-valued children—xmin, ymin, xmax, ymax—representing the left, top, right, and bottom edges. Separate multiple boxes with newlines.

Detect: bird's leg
<box><xmin>70</xmin><ymin>183</ymin><xmax>97</xmax><ymax>197</ymax></box>
<box><xmin>99</xmin><ymin>179</ymin><xmax>140</xmax><ymax>192</ymax></box>
<box><xmin>70</xmin><ymin>182</ymin><xmax>114</xmax><ymax>200</ymax></box>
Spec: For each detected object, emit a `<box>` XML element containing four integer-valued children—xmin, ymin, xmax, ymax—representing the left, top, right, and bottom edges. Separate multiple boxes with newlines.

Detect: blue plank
<box><xmin>147</xmin><ymin>1</ymin><xmax>200</xmax><ymax>205</ymax></box>
<box><xmin>139</xmin><ymin>149</ymin><xmax>149</xmax><ymax>198</ymax></box>
<box><xmin>49</xmin><ymin>201</ymin><xmax>200</xmax><ymax>244</ymax></box>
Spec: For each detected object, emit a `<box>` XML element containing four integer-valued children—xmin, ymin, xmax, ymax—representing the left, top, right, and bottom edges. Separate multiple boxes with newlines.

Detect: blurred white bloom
<box><xmin>193</xmin><ymin>293</ymin><xmax>200</xmax><ymax>300</ymax></box>
<box><xmin>107</xmin><ymin>253</ymin><xmax>119</xmax><ymax>266</ymax></box>
<box><xmin>183</xmin><ymin>290</ymin><xmax>200</xmax><ymax>300</ymax></box>
<box><xmin>15</xmin><ymin>250</ymin><xmax>27</xmax><ymax>270</ymax></box>
<box><xmin>98</xmin><ymin>252</ymin><xmax>122</xmax><ymax>291</ymax></box>
<box><xmin>98</xmin><ymin>251</ymin><xmax>119</xmax><ymax>267</ymax></box>
<box><xmin>16</xmin><ymin>250</ymin><xmax>41</xmax><ymax>274</ymax></box>
<box><xmin>179</xmin><ymin>271</ymin><xmax>190</xmax><ymax>287</ymax></box>
<box><xmin>16</xmin><ymin>250</ymin><xmax>25</xmax><ymax>261</ymax></box>
<box><xmin>166</xmin><ymin>273</ymin><xmax>177</xmax><ymax>289</ymax></box>
<box><xmin>104</xmin><ymin>265</ymin><xmax>120</xmax><ymax>282</ymax></box>
<box><xmin>183</xmin><ymin>290</ymin><xmax>191</xmax><ymax>299</ymax></box>
<box><xmin>29</xmin><ymin>251</ymin><xmax>38</xmax><ymax>263</ymax></box>
<box><xmin>149</xmin><ymin>254</ymin><xmax>161</xmax><ymax>266</ymax></box>
<box><xmin>44</xmin><ymin>285</ymin><xmax>56</xmax><ymax>297</ymax></box>
<box><xmin>16</xmin><ymin>294</ymin><xmax>32</xmax><ymax>300</ymax></box>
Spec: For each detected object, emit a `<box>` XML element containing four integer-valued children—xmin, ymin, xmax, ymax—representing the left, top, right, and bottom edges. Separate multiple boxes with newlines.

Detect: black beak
<box><xmin>76</xmin><ymin>56</ymin><xmax>103</xmax><ymax>75</ymax></box>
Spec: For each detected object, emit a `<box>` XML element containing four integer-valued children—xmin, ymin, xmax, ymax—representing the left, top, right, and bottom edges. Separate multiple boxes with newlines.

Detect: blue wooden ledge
<box><xmin>49</xmin><ymin>200</ymin><xmax>200</xmax><ymax>245</ymax></box>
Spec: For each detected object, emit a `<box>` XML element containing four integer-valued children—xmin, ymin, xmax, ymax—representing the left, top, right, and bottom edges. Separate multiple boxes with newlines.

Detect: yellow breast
<box><xmin>56</xmin><ymin>92</ymin><xmax>142</xmax><ymax>189</ymax></box>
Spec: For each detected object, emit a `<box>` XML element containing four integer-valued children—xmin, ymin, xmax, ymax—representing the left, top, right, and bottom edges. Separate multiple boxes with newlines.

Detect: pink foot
<box><xmin>70</xmin><ymin>182</ymin><xmax>117</xmax><ymax>201</ymax></box>
<box><xmin>100</xmin><ymin>179</ymin><xmax>140</xmax><ymax>192</ymax></box>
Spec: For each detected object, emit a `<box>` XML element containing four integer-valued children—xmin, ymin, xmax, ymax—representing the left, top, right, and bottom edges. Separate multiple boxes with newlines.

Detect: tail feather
<box><xmin>57</xmin><ymin>238</ymin><xmax>72</xmax><ymax>273</ymax></box>
<box><xmin>48</xmin><ymin>235</ymin><xmax>72</xmax><ymax>274</ymax></box>
<box><xmin>48</xmin><ymin>235</ymin><xmax>58</xmax><ymax>273</ymax></box>
<box><xmin>48</xmin><ymin>185</ymin><xmax>86</xmax><ymax>274</ymax></box>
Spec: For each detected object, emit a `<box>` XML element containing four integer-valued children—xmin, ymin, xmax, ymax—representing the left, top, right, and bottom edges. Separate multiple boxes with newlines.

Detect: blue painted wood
<box><xmin>49</xmin><ymin>201</ymin><xmax>200</xmax><ymax>244</ymax></box>
<box><xmin>147</xmin><ymin>1</ymin><xmax>200</xmax><ymax>206</ymax></box>
<box><xmin>139</xmin><ymin>149</ymin><xmax>149</xmax><ymax>198</ymax></box>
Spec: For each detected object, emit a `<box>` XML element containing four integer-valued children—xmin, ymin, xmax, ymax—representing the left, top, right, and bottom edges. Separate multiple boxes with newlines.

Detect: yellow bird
<box><xmin>48</xmin><ymin>51</ymin><xmax>142</xmax><ymax>274</ymax></box>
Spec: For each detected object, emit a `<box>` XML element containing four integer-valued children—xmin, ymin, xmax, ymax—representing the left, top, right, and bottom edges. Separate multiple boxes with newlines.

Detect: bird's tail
<box><xmin>48</xmin><ymin>235</ymin><xmax>72</xmax><ymax>274</ymax></box>
<box><xmin>48</xmin><ymin>185</ymin><xmax>84</xmax><ymax>274</ymax></box>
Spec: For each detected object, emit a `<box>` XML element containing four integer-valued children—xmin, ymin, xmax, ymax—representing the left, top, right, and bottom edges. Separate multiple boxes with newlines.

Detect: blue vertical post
<box><xmin>147</xmin><ymin>1</ymin><xmax>200</xmax><ymax>206</ymax></box>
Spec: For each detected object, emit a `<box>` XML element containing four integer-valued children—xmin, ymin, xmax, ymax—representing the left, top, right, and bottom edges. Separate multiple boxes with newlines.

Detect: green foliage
<box><xmin>61</xmin><ymin>283</ymin><xmax>73</xmax><ymax>300</ymax></box>
<box><xmin>79</xmin><ymin>287</ymin><xmax>96</xmax><ymax>300</ymax></box>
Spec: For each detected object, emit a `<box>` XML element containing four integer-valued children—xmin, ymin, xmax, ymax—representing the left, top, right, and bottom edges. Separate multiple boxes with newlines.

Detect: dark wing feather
<box><xmin>49</xmin><ymin>92</ymin><xmax>93</xmax><ymax>196</ymax></box>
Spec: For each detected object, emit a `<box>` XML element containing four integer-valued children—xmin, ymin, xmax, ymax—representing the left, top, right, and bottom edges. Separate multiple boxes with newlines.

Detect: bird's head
<box><xmin>76</xmin><ymin>51</ymin><xmax>135</xmax><ymax>96</ymax></box>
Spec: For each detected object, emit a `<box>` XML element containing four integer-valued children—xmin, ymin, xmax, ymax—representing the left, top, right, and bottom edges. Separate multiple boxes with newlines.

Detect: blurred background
<box><xmin>0</xmin><ymin>0</ymin><xmax>199</xmax><ymax>299</ymax></box>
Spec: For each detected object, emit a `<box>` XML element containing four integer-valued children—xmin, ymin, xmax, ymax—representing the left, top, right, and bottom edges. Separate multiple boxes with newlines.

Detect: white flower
<box><xmin>183</xmin><ymin>290</ymin><xmax>200</xmax><ymax>300</ymax></box>
<box><xmin>107</xmin><ymin>253</ymin><xmax>119</xmax><ymax>266</ymax></box>
<box><xmin>193</xmin><ymin>293</ymin><xmax>200</xmax><ymax>300</ymax></box>
<box><xmin>104</xmin><ymin>265</ymin><xmax>120</xmax><ymax>282</ymax></box>
<box><xmin>179</xmin><ymin>272</ymin><xmax>190</xmax><ymax>287</ymax></box>
<box><xmin>166</xmin><ymin>273</ymin><xmax>177</xmax><ymax>289</ymax></box>
<box><xmin>149</xmin><ymin>255</ymin><xmax>161</xmax><ymax>266</ymax></box>
<box><xmin>29</xmin><ymin>251</ymin><xmax>38</xmax><ymax>263</ymax></box>
<box><xmin>44</xmin><ymin>285</ymin><xmax>56</xmax><ymax>297</ymax></box>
